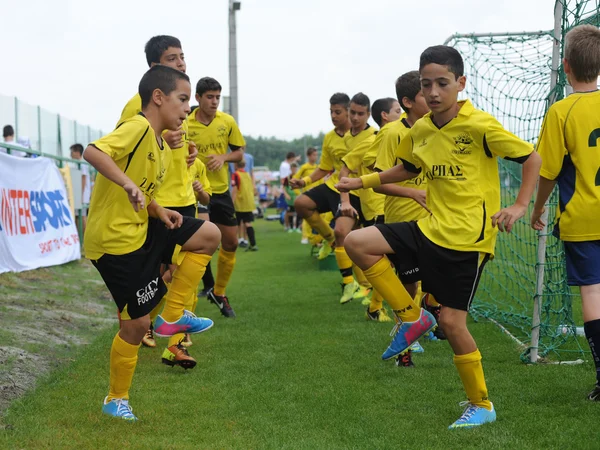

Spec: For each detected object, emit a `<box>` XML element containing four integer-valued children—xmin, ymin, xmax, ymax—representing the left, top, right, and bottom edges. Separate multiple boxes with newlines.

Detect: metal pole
<box><xmin>228</xmin><ymin>0</ymin><xmax>241</xmax><ymax>123</ymax></box>
<box><xmin>37</xmin><ymin>105</ymin><xmax>43</xmax><ymax>156</ymax></box>
<box><xmin>530</xmin><ymin>0</ymin><xmax>563</xmax><ymax>364</ymax></box>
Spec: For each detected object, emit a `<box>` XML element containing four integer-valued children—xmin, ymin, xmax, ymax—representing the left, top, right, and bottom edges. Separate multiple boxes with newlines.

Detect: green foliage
<box><xmin>245</xmin><ymin>133</ymin><xmax>326</xmax><ymax>170</ymax></box>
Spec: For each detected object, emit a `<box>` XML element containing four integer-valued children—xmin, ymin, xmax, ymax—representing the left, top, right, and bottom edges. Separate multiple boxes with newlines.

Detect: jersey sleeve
<box><xmin>396</xmin><ymin>132</ymin><xmax>421</xmax><ymax>173</ymax></box>
<box><xmin>341</xmin><ymin>147</ymin><xmax>363</xmax><ymax>173</ymax></box>
<box><xmin>536</xmin><ymin>105</ymin><xmax>567</xmax><ymax>180</ymax></box>
<box><xmin>228</xmin><ymin>117</ymin><xmax>246</xmax><ymax>149</ymax></box>
<box><xmin>319</xmin><ymin>135</ymin><xmax>334</xmax><ymax>172</ymax></box>
<box><xmin>116</xmin><ymin>94</ymin><xmax>142</xmax><ymax>128</ymax></box>
<box><xmin>375</xmin><ymin>129</ymin><xmax>400</xmax><ymax>171</ymax></box>
<box><xmin>484</xmin><ymin>118</ymin><xmax>534</xmax><ymax>164</ymax></box>
<box><xmin>91</xmin><ymin>119</ymin><xmax>149</xmax><ymax>161</ymax></box>
<box><xmin>294</xmin><ymin>164</ymin><xmax>306</xmax><ymax>179</ymax></box>
<box><xmin>194</xmin><ymin>160</ymin><xmax>212</xmax><ymax>196</ymax></box>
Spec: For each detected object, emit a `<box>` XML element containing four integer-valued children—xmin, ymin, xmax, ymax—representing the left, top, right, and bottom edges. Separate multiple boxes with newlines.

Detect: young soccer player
<box><xmin>531</xmin><ymin>24</ymin><xmax>600</xmax><ymax>402</ymax></box>
<box><xmin>294</xmin><ymin>147</ymin><xmax>322</xmax><ymax>244</ymax></box>
<box><xmin>337</xmin><ymin>45</ymin><xmax>541</xmax><ymax>428</ymax></box>
<box><xmin>232</xmin><ymin>159</ymin><xmax>258</xmax><ymax>251</ymax></box>
<box><xmin>188</xmin><ymin>77</ymin><xmax>246</xmax><ymax>318</ymax></box>
<box><xmin>85</xmin><ymin>65</ymin><xmax>220</xmax><ymax>421</ymax></box>
<box><xmin>283</xmin><ymin>162</ymin><xmax>301</xmax><ymax>231</ymax></box>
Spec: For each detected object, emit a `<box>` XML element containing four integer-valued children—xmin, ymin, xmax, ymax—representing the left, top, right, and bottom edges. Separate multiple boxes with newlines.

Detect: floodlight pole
<box><xmin>530</xmin><ymin>0</ymin><xmax>564</xmax><ymax>364</ymax></box>
<box><xmin>229</xmin><ymin>0</ymin><xmax>241</xmax><ymax>123</ymax></box>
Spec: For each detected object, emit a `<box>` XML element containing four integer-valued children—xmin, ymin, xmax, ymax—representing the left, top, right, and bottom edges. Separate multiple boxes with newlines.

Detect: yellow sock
<box><xmin>335</xmin><ymin>247</ymin><xmax>354</xmax><ymax>284</ymax></box>
<box><xmin>414</xmin><ymin>282</ymin><xmax>423</xmax><ymax>307</ymax></box>
<box><xmin>427</xmin><ymin>293</ymin><xmax>441</xmax><ymax>307</ymax></box>
<box><xmin>302</xmin><ymin>220</ymin><xmax>311</xmax><ymax>239</ymax></box>
<box><xmin>305</xmin><ymin>211</ymin><xmax>334</xmax><ymax>243</ymax></box>
<box><xmin>454</xmin><ymin>349</ymin><xmax>492</xmax><ymax>410</ymax></box>
<box><xmin>161</xmin><ymin>252</ymin><xmax>212</xmax><ymax>323</ymax></box>
<box><xmin>369</xmin><ymin>289</ymin><xmax>384</xmax><ymax>313</ymax></box>
<box><xmin>149</xmin><ymin>296</ymin><xmax>166</xmax><ymax>323</ymax></box>
<box><xmin>353</xmin><ymin>264</ymin><xmax>371</xmax><ymax>288</ymax></box>
<box><xmin>107</xmin><ymin>332</ymin><xmax>140</xmax><ymax>401</ymax></box>
<box><xmin>214</xmin><ymin>248</ymin><xmax>236</xmax><ymax>296</ymax></box>
<box><xmin>363</xmin><ymin>257</ymin><xmax>420</xmax><ymax>322</ymax></box>
<box><xmin>168</xmin><ymin>333</ymin><xmax>185</xmax><ymax>347</ymax></box>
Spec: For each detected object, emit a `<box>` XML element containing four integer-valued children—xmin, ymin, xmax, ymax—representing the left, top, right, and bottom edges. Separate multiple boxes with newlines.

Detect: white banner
<box><xmin>0</xmin><ymin>152</ymin><xmax>81</xmax><ymax>273</ymax></box>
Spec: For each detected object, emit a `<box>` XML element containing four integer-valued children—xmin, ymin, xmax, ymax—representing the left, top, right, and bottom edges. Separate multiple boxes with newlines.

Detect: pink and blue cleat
<box><xmin>382</xmin><ymin>308</ymin><xmax>436</xmax><ymax>360</ymax></box>
<box><xmin>154</xmin><ymin>310</ymin><xmax>214</xmax><ymax>337</ymax></box>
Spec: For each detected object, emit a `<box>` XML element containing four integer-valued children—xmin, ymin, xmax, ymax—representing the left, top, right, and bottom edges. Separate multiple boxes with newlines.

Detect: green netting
<box><xmin>444</xmin><ymin>0</ymin><xmax>599</xmax><ymax>362</ymax></box>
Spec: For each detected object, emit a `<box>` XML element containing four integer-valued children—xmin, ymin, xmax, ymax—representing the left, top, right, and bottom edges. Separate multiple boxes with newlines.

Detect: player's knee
<box><xmin>201</xmin><ymin>222</ymin><xmax>221</xmax><ymax>252</ymax></box>
<box><xmin>294</xmin><ymin>195</ymin><xmax>310</xmax><ymax>216</ymax></box>
<box><xmin>221</xmin><ymin>233</ymin><xmax>238</xmax><ymax>252</ymax></box>
<box><xmin>121</xmin><ymin>315</ymin><xmax>151</xmax><ymax>343</ymax></box>
<box><xmin>344</xmin><ymin>230</ymin><xmax>362</xmax><ymax>258</ymax></box>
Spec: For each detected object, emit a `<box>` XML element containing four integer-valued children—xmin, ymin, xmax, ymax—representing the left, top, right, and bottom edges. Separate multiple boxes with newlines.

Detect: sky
<box><xmin>1</xmin><ymin>0</ymin><xmax>556</xmax><ymax>140</ymax></box>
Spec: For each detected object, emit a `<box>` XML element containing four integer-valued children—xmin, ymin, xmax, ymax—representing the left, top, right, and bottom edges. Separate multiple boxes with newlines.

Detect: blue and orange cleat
<box><xmin>154</xmin><ymin>310</ymin><xmax>214</xmax><ymax>337</ymax></box>
<box><xmin>382</xmin><ymin>309</ymin><xmax>436</xmax><ymax>360</ymax></box>
<box><xmin>102</xmin><ymin>397</ymin><xmax>138</xmax><ymax>421</ymax></box>
<box><xmin>448</xmin><ymin>402</ymin><xmax>496</xmax><ymax>429</ymax></box>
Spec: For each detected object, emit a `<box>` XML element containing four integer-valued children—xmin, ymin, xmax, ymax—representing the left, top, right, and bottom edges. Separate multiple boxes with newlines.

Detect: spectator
<box><xmin>279</xmin><ymin>151</ymin><xmax>298</xmax><ymax>182</ymax></box>
<box><xmin>70</xmin><ymin>143</ymin><xmax>91</xmax><ymax>230</ymax></box>
<box><xmin>1</xmin><ymin>125</ymin><xmax>28</xmax><ymax>157</ymax></box>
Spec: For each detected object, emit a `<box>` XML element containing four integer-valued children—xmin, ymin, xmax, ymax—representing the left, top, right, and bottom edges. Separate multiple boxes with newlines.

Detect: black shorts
<box><xmin>303</xmin><ymin>183</ymin><xmax>363</xmax><ymax>221</ymax></box>
<box><xmin>362</xmin><ymin>215</ymin><xmax>385</xmax><ymax>227</ymax></box>
<box><xmin>287</xmin><ymin>205</ymin><xmax>296</xmax><ymax>213</ymax></box>
<box><xmin>208</xmin><ymin>192</ymin><xmax>237</xmax><ymax>227</ymax></box>
<box><xmin>164</xmin><ymin>204</ymin><xmax>196</xmax><ymax>218</ymax></box>
<box><xmin>376</xmin><ymin>221</ymin><xmax>490</xmax><ymax>311</ymax></box>
<box><xmin>197</xmin><ymin>204</ymin><xmax>209</xmax><ymax>214</ymax></box>
<box><xmin>236</xmin><ymin>211</ymin><xmax>254</xmax><ymax>224</ymax></box>
<box><xmin>91</xmin><ymin>216</ymin><xmax>204</xmax><ymax>319</ymax></box>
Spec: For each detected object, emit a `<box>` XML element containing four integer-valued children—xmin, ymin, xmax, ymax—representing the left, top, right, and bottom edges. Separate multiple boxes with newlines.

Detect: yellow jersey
<box><xmin>294</xmin><ymin>162</ymin><xmax>324</xmax><ymax>191</ymax></box>
<box><xmin>187</xmin><ymin>110</ymin><xmax>246</xmax><ymax>194</ymax></box>
<box><xmin>320</xmin><ymin>128</ymin><xmax>353</xmax><ymax>194</ymax></box>
<box><xmin>537</xmin><ymin>90</ymin><xmax>600</xmax><ymax>241</ymax></box>
<box><xmin>398</xmin><ymin>100</ymin><xmax>533</xmax><ymax>255</ymax></box>
<box><xmin>375</xmin><ymin>118</ymin><xmax>429</xmax><ymax>223</ymax></box>
<box><xmin>118</xmin><ymin>93</ymin><xmax>192</xmax><ymax>207</ymax></box>
<box><xmin>85</xmin><ymin>114</ymin><xmax>172</xmax><ymax>260</ymax></box>
<box><xmin>232</xmin><ymin>169</ymin><xmax>255</xmax><ymax>212</ymax></box>
<box><xmin>190</xmin><ymin>159</ymin><xmax>212</xmax><ymax>198</ymax></box>
<box><xmin>342</xmin><ymin>132</ymin><xmax>384</xmax><ymax>221</ymax></box>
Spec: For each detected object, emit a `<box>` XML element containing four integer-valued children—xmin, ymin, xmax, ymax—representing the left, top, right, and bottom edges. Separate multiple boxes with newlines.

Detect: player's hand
<box><xmin>335</xmin><ymin>177</ymin><xmax>362</xmax><ymax>193</ymax></box>
<box><xmin>492</xmin><ymin>203</ymin><xmax>528</xmax><ymax>233</ymax></box>
<box><xmin>206</xmin><ymin>154</ymin><xmax>225</xmax><ymax>171</ymax></box>
<box><xmin>158</xmin><ymin>207</ymin><xmax>183</xmax><ymax>230</ymax></box>
<box><xmin>122</xmin><ymin>181</ymin><xmax>145</xmax><ymax>212</ymax></box>
<box><xmin>411</xmin><ymin>190</ymin><xmax>430</xmax><ymax>213</ymax></box>
<box><xmin>164</xmin><ymin>128</ymin><xmax>184</xmax><ymax>149</ymax></box>
<box><xmin>192</xmin><ymin>180</ymin><xmax>204</xmax><ymax>194</ymax></box>
<box><xmin>289</xmin><ymin>178</ymin><xmax>304</xmax><ymax>189</ymax></box>
<box><xmin>530</xmin><ymin>207</ymin><xmax>546</xmax><ymax>231</ymax></box>
<box><xmin>340</xmin><ymin>200</ymin><xmax>358</xmax><ymax>218</ymax></box>
<box><xmin>186</xmin><ymin>141</ymin><xmax>198</xmax><ymax>167</ymax></box>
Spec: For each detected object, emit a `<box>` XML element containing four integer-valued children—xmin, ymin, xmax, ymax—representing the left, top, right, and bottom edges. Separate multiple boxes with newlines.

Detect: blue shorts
<box><xmin>564</xmin><ymin>240</ymin><xmax>600</xmax><ymax>286</ymax></box>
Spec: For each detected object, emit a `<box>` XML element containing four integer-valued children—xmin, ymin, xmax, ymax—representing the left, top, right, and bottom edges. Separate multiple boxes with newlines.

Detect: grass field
<box><xmin>1</xmin><ymin>218</ymin><xmax>598</xmax><ymax>449</ymax></box>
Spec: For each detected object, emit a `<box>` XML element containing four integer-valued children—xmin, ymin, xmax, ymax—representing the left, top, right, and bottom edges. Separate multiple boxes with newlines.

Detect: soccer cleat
<box><xmin>317</xmin><ymin>241</ymin><xmax>334</xmax><ymax>260</ymax></box>
<box><xmin>396</xmin><ymin>351</ymin><xmax>415</xmax><ymax>368</ymax></box>
<box><xmin>353</xmin><ymin>285</ymin><xmax>372</xmax><ymax>301</ymax></box>
<box><xmin>141</xmin><ymin>324</ymin><xmax>156</xmax><ymax>348</ymax></box>
<box><xmin>295</xmin><ymin>228</ymin><xmax>302</xmax><ymax>233</ymax></box>
<box><xmin>424</xmin><ymin>331</ymin><xmax>439</xmax><ymax>342</ymax></box>
<box><xmin>197</xmin><ymin>288</ymin><xmax>211</xmax><ymax>298</ymax></box>
<box><xmin>340</xmin><ymin>280</ymin><xmax>359</xmax><ymax>304</ymax></box>
<box><xmin>238</xmin><ymin>239</ymin><xmax>248</xmax><ymax>248</ymax></box>
<box><xmin>422</xmin><ymin>293</ymin><xmax>446</xmax><ymax>340</ymax></box>
<box><xmin>207</xmin><ymin>289</ymin><xmax>236</xmax><ymax>318</ymax></box>
<box><xmin>382</xmin><ymin>309</ymin><xmax>436</xmax><ymax>360</ymax></box>
<box><xmin>588</xmin><ymin>385</ymin><xmax>600</xmax><ymax>401</ymax></box>
<box><xmin>154</xmin><ymin>310</ymin><xmax>214</xmax><ymax>337</ymax></box>
<box><xmin>365</xmin><ymin>307</ymin><xmax>393</xmax><ymax>323</ymax></box>
<box><xmin>409</xmin><ymin>341</ymin><xmax>424</xmax><ymax>353</ymax></box>
<box><xmin>181</xmin><ymin>333</ymin><xmax>192</xmax><ymax>348</ymax></box>
<box><xmin>245</xmin><ymin>245</ymin><xmax>259</xmax><ymax>252</ymax></box>
<box><xmin>161</xmin><ymin>341</ymin><xmax>197</xmax><ymax>369</ymax></box>
<box><xmin>448</xmin><ymin>402</ymin><xmax>496</xmax><ymax>429</ymax></box>
<box><xmin>300</xmin><ymin>238</ymin><xmax>309</xmax><ymax>245</ymax></box>
<box><xmin>102</xmin><ymin>397</ymin><xmax>138</xmax><ymax>421</ymax></box>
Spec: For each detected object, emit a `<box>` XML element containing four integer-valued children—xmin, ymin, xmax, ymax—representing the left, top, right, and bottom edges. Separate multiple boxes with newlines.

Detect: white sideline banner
<box><xmin>0</xmin><ymin>152</ymin><xmax>81</xmax><ymax>273</ymax></box>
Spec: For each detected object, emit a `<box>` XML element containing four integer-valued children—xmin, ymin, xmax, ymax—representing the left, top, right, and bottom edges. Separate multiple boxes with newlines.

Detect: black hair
<box><xmin>139</xmin><ymin>65</ymin><xmax>190</xmax><ymax>108</ymax></box>
<box><xmin>306</xmin><ymin>147</ymin><xmax>317</xmax><ymax>156</ymax></box>
<box><xmin>329</xmin><ymin>93</ymin><xmax>350</xmax><ymax>108</ymax></box>
<box><xmin>371</xmin><ymin>98</ymin><xmax>397</xmax><ymax>126</ymax></box>
<box><xmin>286</xmin><ymin>151</ymin><xmax>296</xmax><ymax>160</ymax></box>
<box><xmin>419</xmin><ymin>45</ymin><xmax>464</xmax><ymax>79</ymax></box>
<box><xmin>395</xmin><ymin>71</ymin><xmax>421</xmax><ymax>112</ymax></box>
<box><xmin>196</xmin><ymin>77</ymin><xmax>222</xmax><ymax>96</ymax></box>
<box><xmin>70</xmin><ymin>143</ymin><xmax>84</xmax><ymax>155</ymax></box>
<box><xmin>350</xmin><ymin>92</ymin><xmax>370</xmax><ymax>113</ymax></box>
<box><xmin>3</xmin><ymin>125</ymin><xmax>14</xmax><ymax>138</ymax></box>
<box><xmin>144</xmin><ymin>35</ymin><xmax>182</xmax><ymax>67</ymax></box>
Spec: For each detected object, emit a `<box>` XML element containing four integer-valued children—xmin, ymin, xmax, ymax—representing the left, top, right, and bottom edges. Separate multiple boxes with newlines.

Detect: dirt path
<box><xmin>0</xmin><ymin>260</ymin><xmax>115</xmax><ymax>422</ymax></box>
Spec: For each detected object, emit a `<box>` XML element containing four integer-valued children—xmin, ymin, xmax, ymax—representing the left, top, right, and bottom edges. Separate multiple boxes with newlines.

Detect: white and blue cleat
<box><xmin>448</xmin><ymin>402</ymin><xmax>496</xmax><ymax>429</ymax></box>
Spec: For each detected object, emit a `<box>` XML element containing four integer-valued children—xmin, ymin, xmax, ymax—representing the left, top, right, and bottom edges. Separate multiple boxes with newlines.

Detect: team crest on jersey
<box><xmin>452</xmin><ymin>132</ymin><xmax>473</xmax><ymax>154</ymax></box>
<box><xmin>217</xmin><ymin>125</ymin><xmax>227</xmax><ymax>137</ymax></box>
<box><xmin>418</xmin><ymin>138</ymin><xmax>428</xmax><ymax>148</ymax></box>
<box><xmin>147</xmin><ymin>152</ymin><xmax>156</xmax><ymax>162</ymax></box>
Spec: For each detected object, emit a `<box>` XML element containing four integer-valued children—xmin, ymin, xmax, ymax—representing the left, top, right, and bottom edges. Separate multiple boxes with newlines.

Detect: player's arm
<box><xmin>374</xmin><ymin>184</ymin><xmax>428</xmax><ymax>212</ymax></box>
<box><xmin>531</xmin><ymin>176</ymin><xmax>556</xmax><ymax>230</ymax></box>
<box><xmin>83</xmin><ymin>144</ymin><xmax>144</xmax><ymax>211</ymax></box>
<box><xmin>338</xmin><ymin>164</ymin><xmax>358</xmax><ymax>217</ymax></box>
<box><xmin>336</xmin><ymin>163</ymin><xmax>417</xmax><ymax>192</ymax></box>
<box><xmin>290</xmin><ymin>167</ymin><xmax>328</xmax><ymax>188</ymax></box>
<box><xmin>147</xmin><ymin>200</ymin><xmax>183</xmax><ymax>229</ymax></box>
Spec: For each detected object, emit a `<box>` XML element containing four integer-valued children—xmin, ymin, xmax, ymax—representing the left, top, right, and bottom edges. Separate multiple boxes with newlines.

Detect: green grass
<box><xmin>1</xmin><ymin>218</ymin><xmax>598</xmax><ymax>449</ymax></box>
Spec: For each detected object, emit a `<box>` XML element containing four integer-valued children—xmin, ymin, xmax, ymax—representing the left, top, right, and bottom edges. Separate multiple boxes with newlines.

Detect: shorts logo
<box><xmin>402</xmin><ymin>267</ymin><xmax>420</xmax><ymax>276</ymax></box>
<box><xmin>136</xmin><ymin>277</ymin><xmax>160</xmax><ymax>305</ymax></box>
<box><xmin>452</xmin><ymin>132</ymin><xmax>473</xmax><ymax>154</ymax></box>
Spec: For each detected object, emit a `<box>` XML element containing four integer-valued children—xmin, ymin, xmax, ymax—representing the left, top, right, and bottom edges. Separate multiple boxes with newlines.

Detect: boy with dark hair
<box><xmin>188</xmin><ymin>76</ymin><xmax>246</xmax><ymax>318</ymax></box>
<box><xmin>232</xmin><ymin>159</ymin><xmax>258</xmax><ymax>251</ymax></box>
<box><xmin>337</xmin><ymin>45</ymin><xmax>541</xmax><ymax>428</ymax></box>
<box><xmin>84</xmin><ymin>65</ymin><xmax>220</xmax><ymax>421</ymax></box>
<box><xmin>294</xmin><ymin>147</ymin><xmax>322</xmax><ymax>244</ymax></box>
<box><xmin>291</xmin><ymin>93</ymin><xmax>350</xmax><ymax>264</ymax></box>
<box><xmin>531</xmin><ymin>24</ymin><xmax>600</xmax><ymax>402</ymax></box>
